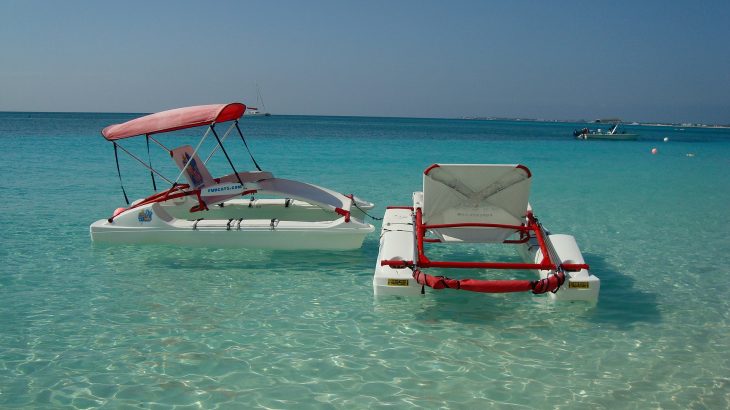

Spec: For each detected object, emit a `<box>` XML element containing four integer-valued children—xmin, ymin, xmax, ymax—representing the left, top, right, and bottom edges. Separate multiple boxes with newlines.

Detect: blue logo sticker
<box><xmin>138</xmin><ymin>209</ymin><xmax>153</xmax><ymax>222</ymax></box>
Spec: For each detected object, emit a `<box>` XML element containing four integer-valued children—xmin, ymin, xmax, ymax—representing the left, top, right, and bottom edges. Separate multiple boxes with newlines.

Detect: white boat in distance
<box><xmin>90</xmin><ymin>103</ymin><xmax>374</xmax><ymax>249</ymax></box>
<box><xmin>374</xmin><ymin>164</ymin><xmax>599</xmax><ymax>302</ymax></box>
<box><xmin>245</xmin><ymin>85</ymin><xmax>271</xmax><ymax>116</ymax></box>
<box><xmin>574</xmin><ymin>122</ymin><xmax>638</xmax><ymax>140</ymax></box>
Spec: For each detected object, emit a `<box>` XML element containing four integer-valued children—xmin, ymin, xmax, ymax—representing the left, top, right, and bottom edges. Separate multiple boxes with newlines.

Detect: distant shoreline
<box><xmin>460</xmin><ymin>117</ymin><xmax>730</xmax><ymax>129</ymax></box>
<box><xmin>1</xmin><ymin>110</ymin><xmax>728</xmax><ymax>128</ymax></box>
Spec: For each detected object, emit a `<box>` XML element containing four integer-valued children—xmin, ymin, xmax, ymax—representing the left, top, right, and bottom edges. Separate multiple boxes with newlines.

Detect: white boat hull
<box><xmin>91</xmin><ymin>203</ymin><xmax>374</xmax><ymax>250</ymax></box>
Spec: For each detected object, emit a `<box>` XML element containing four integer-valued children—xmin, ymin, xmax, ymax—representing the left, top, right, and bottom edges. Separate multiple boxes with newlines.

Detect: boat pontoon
<box><xmin>374</xmin><ymin>164</ymin><xmax>600</xmax><ymax>302</ymax></box>
<box><xmin>90</xmin><ymin>103</ymin><xmax>374</xmax><ymax>250</ymax></box>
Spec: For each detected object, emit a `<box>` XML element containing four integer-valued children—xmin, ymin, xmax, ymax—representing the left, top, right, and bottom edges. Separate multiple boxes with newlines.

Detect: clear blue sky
<box><xmin>2</xmin><ymin>0</ymin><xmax>729</xmax><ymax>123</ymax></box>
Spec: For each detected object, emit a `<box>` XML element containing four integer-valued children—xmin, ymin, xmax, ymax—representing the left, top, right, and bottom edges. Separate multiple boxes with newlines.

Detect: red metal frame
<box><xmin>412</xmin><ymin>207</ymin><xmax>556</xmax><ymax>270</ymax></box>
<box><xmin>379</xmin><ymin>206</ymin><xmax>588</xmax><ymax>294</ymax></box>
<box><xmin>381</xmin><ymin>207</ymin><xmax>588</xmax><ymax>273</ymax></box>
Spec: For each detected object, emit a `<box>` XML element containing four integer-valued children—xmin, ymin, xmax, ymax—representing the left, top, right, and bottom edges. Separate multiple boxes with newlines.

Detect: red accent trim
<box><xmin>380</xmin><ymin>258</ymin><xmax>552</xmax><ymax>271</ymax></box>
<box><xmin>415</xmin><ymin>208</ymin><xmax>429</xmax><ymax>265</ymax></box>
<box><xmin>423</xmin><ymin>222</ymin><xmax>530</xmax><ymax>232</ymax></box>
<box><xmin>190</xmin><ymin>190</ymin><xmax>208</xmax><ymax>213</ymax></box>
<box><xmin>108</xmin><ymin>184</ymin><xmax>193</xmax><ymax>221</ymax></box>
<box><xmin>515</xmin><ymin>164</ymin><xmax>532</xmax><ymax>178</ymax></box>
<box><xmin>423</xmin><ymin>163</ymin><xmax>440</xmax><ymax>175</ymax></box>
<box><xmin>335</xmin><ymin>207</ymin><xmax>351</xmax><ymax>223</ymax></box>
<box><xmin>386</xmin><ymin>206</ymin><xmax>414</xmax><ymax>210</ymax></box>
<box><xmin>241</xmin><ymin>189</ymin><xmax>257</xmax><ymax>196</ymax></box>
<box><xmin>424</xmin><ymin>261</ymin><xmax>554</xmax><ymax>270</ymax></box>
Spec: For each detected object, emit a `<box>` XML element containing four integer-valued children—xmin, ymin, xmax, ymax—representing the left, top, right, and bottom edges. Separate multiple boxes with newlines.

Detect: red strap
<box><xmin>334</xmin><ymin>207</ymin><xmax>351</xmax><ymax>223</ymax></box>
<box><xmin>412</xmin><ymin>270</ymin><xmax>565</xmax><ymax>294</ymax></box>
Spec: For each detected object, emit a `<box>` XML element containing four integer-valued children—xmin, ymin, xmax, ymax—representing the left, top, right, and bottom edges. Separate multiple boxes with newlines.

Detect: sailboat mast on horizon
<box><xmin>245</xmin><ymin>84</ymin><xmax>271</xmax><ymax>117</ymax></box>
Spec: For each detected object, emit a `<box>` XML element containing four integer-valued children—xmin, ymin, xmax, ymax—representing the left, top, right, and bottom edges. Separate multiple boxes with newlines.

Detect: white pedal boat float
<box><xmin>90</xmin><ymin>103</ymin><xmax>374</xmax><ymax>250</ymax></box>
<box><xmin>374</xmin><ymin>164</ymin><xmax>600</xmax><ymax>302</ymax></box>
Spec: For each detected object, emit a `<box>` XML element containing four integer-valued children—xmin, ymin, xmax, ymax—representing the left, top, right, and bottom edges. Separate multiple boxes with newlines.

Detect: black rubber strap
<box><xmin>235</xmin><ymin>121</ymin><xmax>262</xmax><ymax>171</ymax></box>
<box><xmin>113</xmin><ymin>142</ymin><xmax>130</xmax><ymax>205</ymax></box>
<box><xmin>146</xmin><ymin>135</ymin><xmax>157</xmax><ymax>191</ymax></box>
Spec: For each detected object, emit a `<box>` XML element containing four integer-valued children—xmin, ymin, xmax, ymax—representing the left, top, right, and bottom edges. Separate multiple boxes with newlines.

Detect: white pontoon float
<box><xmin>90</xmin><ymin>103</ymin><xmax>374</xmax><ymax>250</ymax></box>
<box><xmin>374</xmin><ymin>164</ymin><xmax>599</xmax><ymax>302</ymax></box>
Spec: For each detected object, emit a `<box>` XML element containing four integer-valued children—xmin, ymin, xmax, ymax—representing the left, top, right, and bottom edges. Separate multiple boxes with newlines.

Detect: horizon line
<box><xmin>0</xmin><ymin>110</ymin><xmax>728</xmax><ymax>127</ymax></box>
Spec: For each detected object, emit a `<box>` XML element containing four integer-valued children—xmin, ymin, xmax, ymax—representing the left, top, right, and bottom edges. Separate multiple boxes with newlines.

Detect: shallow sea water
<box><xmin>1</xmin><ymin>112</ymin><xmax>729</xmax><ymax>408</ymax></box>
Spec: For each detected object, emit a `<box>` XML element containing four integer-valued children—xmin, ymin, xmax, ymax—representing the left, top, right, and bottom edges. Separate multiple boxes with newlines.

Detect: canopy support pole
<box><xmin>145</xmin><ymin>135</ymin><xmax>158</xmax><ymax>191</ymax></box>
<box><xmin>210</xmin><ymin>124</ymin><xmax>245</xmax><ymax>187</ymax></box>
<box><xmin>203</xmin><ymin>122</ymin><xmax>236</xmax><ymax>165</ymax></box>
<box><xmin>148</xmin><ymin>135</ymin><xmax>171</xmax><ymax>153</ymax></box>
<box><xmin>113</xmin><ymin>143</ymin><xmax>174</xmax><ymax>185</ymax></box>
<box><xmin>235</xmin><ymin>121</ymin><xmax>262</xmax><ymax>171</ymax></box>
<box><xmin>113</xmin><ymin>142</ymin><xmax>130</xmax><ymax>205</ymax></box>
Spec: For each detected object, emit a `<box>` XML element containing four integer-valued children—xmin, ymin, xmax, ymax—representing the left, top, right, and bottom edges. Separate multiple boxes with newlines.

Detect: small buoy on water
<box><xmin>687</xmin><ymin>153</ymin><xmax>695</xmax><ymax>157</ymax></box>
<box><xmin>663</xmin><ymin>137</ymin><xmax>669</xmax><ymax>142</ymax></box>
<box><xmin>651</xmin><ymin>148</ymin><xmax>658</xmax><ymax>154</ymax></box>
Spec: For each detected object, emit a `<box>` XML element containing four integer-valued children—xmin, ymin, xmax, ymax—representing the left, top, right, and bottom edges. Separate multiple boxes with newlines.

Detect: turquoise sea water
<box><xmin>1</xmin><ymin>112</ymin><xmax>729</xmax><ymax>409</ymax></box>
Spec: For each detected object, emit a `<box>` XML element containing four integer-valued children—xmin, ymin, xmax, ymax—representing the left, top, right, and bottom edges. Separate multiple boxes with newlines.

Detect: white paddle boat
<box><xmin>90</xmin><ymin>103</ymin><xmax>374</xmax><ymax>250</ymax></box>
<box><xmin>374</xmin><ymin>164</ymin><xmax>599</xmax><ymax>302</ymax></box>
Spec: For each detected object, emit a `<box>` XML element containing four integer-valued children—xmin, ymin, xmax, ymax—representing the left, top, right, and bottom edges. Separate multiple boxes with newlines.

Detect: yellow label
<box><xmin>569</xmin><ymin>281</ymin><xmax>590</xmax><ymax>289</ymax></box>
<box><xmin>387</xmin><ymin>279</ymin><xmax>409</xmax><ymax>286</ymax></box>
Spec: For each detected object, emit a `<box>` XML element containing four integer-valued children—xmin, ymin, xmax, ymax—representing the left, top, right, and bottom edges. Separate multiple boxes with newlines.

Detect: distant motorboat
<box><xmin>573</xmin><ymin>123</ymin><xmax>638</xmax><ymax>140</ymax></box>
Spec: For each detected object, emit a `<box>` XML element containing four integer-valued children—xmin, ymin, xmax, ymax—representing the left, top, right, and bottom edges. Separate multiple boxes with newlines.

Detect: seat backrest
<box><xmin>170</xmin><ymin>145</ymin><xmax>215</xmax><ymax>188</ymax></box>
<box><xmin>422</xmin><ymin>164</ymin><xmax>532</xmax><ymax>242</ymax></box>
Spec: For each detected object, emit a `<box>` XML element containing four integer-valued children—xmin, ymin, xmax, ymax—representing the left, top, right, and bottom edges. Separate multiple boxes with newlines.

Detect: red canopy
<box><xmin>102</xmin><ymin>103</ymin><xmax>246</xmax><ymax>141</ymax></box>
